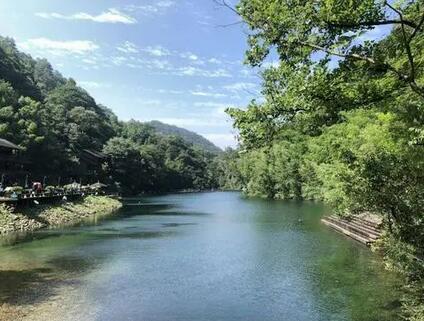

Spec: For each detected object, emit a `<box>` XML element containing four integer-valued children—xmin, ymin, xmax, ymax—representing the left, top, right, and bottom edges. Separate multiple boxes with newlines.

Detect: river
<box><xmin>0</xmin><ymin>192</ymin><xmax>401</xmax><ymax>321</ymax></box>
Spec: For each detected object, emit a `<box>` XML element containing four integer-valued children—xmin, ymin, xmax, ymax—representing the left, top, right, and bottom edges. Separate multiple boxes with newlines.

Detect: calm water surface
<box><xmin>0</xmin><ymin>192</ymin><xmax>401</xmax><ymax>321</ymax></box>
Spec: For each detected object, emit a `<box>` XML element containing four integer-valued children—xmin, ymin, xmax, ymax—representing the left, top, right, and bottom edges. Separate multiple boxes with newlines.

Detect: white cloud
<box><xmin>190</xmin><ymin>91</ymin><xmax>227</xmax><ymax>98</ymax></box>
<box><xmin>153</xmin><ymin>118</ymin><xmax>223</xmax><ymax>127</ymax></box>
<box><xmin>36</xmin><ymin>8</ymin><xmax>137</xmax><ymax>24</ymax></box>
<box><xmin>19</xmin><ymin>38</ymin><xmax>99</xmax><ymax>55</ymax></box>
<box><xmin>81</xmin><ymin>58</ymin><xmax>97</xmax><ymax>65</ymax></box>
<box><xmin>202</xmin><ymin>133</ymin><xmax>237</xmax><ymax>149</ymax></box>
<box><xmin>138</xmin><ymin>99</ymin><xmax>162</xmax><ymax>106</ymax></box>
<box><xmin>156</xmin><ymin>1</ymin><xmax>175</xmax><ymax>8</ymax></box>
<box><xmin>180</xmin><ymin>52</ymin><xmax>199</xmax><ymax>61</ymax></box>
<box><xmin>157</xmin><ymin>89</ymin><xmax>184</xmax><ymax>95</ymax></box>
<box><xmin>194</xmin><ymin>102</ymin><xmax>230</xmax><ymax>109</ymax></box>
<box><xmin>139</xmin><ymin>58</ymin><xmax>171</xmax><ymax>70</ymax></box>
<box><xmin>176</xmin><ymin>66</ymin><xmax>231</xmax><ymax>78</ymax></box>
<box><xmin>117</xmin><ymin>41</ymin><xmax>139</xmax><ymax>53</ymax></box>
<box><xmin>224</xmin><ymin>82</ymin><xmax>258</xmax><ymax>93</ymax></box>
<box><xmin>111</xmin><ymin>56</ymin><xmax>128</xmax><ymax>65</ymax></box>
<box><xmin>143</xmin><ymin>46</ymin><xmax>170</xmax><ymax>57</ymax></box>
<box><xmin>79</xmin><ymin>81</ymin><xmax>111</xmax><ymax>89</ymax></box>
<box><xmin>208</xmin><ymin>58</ymin><xmax>222</xmax><ymax>64</ymax></box>
<box><xmin>125</xmin><ymin>1</ymin><xmax>175</xmax><ymax>14</ymax></box>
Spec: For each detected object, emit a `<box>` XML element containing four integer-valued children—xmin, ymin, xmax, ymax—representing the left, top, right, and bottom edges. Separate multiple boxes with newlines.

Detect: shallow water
<box><xmin>0</xmin><ymin>192</ymin><xmax>401</xmax><ymax>321</ymax></box>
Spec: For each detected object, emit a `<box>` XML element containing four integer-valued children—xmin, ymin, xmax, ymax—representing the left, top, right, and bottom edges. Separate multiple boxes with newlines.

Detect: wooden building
<box><xmin>79</xmin><ymin>149</ymin><xmax>108</xmax><ymax>183</ymax></box>
<box><xmin>0</xmin><ymin>138</ymin><xmax>31</xmax><ymax>185</ymax></box>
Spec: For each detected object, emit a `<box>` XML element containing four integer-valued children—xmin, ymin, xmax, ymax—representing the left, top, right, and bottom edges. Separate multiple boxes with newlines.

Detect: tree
<box><xmin>225</xmin><ymin>1</ymin><xmax>424</xmax><ymax>319</ymax></box>
<box><xmin>236</xmin><ymin>0</ymin><xmax>424</xmax><ymax>97</ymax></box>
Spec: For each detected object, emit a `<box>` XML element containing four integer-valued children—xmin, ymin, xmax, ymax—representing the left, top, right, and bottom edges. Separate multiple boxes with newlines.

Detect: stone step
<box><xmin>321</xmin><ymin>218</ymin><xmax>373</xmax><ymax>245</ymax></box>
<box><xmin>325</xmin><ymin>216</ymin><xmax>381</xmax><ymax>240</ymax></box>
<box><xmin>328</xmin><ymin>216</ymin><xmax>381</xmax><ymax>236</ymax></box>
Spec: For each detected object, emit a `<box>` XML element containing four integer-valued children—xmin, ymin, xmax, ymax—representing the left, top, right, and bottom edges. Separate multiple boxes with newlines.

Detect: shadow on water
<box><xmin>0</xmin><ymin>201</ymin><xmax>194</xmax><ymax>308</ymax></box>
<box><xmin>89</xmin><ymin>230</ymin><xmax>179</xmax><ymax>240</ymax></box>
<box><xmin>0</xmin><ymin>268</ymin><xmax>55</xmax><ymax>305</ymax></box>
<box><xmin>0</xmin><ymin>228</ymin><xmax>180</xmax><ymax>307</ymax></box>
<box><xmin>0</xmin><ymin>200</ymin><xmax>187</xmax><ymax>247</ymax></box>
<box><xmin>161</xmin><ymin>223</ymin><xmax>197</xmax><ymax>227</ymax></box>
<box><xmin>310</xmin><ymin>237</ymin><xmax>403</xmax><ymax>321</ymax></box>
<box><xmin>0</xmin><ymin>254</ymin><xmax>97</xmax><ymax>306</ymax></box>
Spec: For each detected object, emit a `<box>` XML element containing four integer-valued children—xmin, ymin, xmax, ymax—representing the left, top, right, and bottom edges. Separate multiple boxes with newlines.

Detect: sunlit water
<box><xmin>0</xmin><ymin>192</ymin><xmax>401</xmax><ymax>321</ymax></box>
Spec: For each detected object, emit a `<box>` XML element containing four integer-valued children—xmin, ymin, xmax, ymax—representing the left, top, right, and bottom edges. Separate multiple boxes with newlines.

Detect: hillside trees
<box><xmin>0</xmin><ymin>36</ymin><xmax>222</xmax><ymax>194</ymax></box>
<box><xmin>102</xmin><ymin>122</ymin><xmax>219</xmax><ymax>194</ymax></box>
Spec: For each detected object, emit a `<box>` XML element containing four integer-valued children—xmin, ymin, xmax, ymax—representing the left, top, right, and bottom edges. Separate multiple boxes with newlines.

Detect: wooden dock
<box><xmin>0</xmin><ymin>191</ymin><xmax>99</xmax><ymax>207</ymax></box>
<box><xmin>321</xmin><ymin>214</ymin><xmax>383</xmax><ymax>246</ymax></box>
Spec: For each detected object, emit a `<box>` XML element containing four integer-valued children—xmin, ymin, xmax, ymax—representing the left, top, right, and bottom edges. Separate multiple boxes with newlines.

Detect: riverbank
<box><xmin>0</xmin><ymin>196</ymin><xmax>122</xmax><ymax>235</ymax></box>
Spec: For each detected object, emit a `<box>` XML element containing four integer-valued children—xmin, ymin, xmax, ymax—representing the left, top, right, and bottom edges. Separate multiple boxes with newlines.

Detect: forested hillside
<box><xmin>147</xmin><ymin>121</ymin><xmax>222</xmax><ymax>154</ymax></box>
<box><xmin>0</xmin><ymin>36</ymin><xmax>220</xmax><ymax>194</ymax></box>
<box><xmin>225</xmin><ymin>1</ymin><xmax>424</xmax><ymax>320</ymax></box>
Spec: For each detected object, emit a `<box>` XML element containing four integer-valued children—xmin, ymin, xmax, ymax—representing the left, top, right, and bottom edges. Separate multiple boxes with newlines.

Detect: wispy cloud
<box><xmin>136</xmin><ymin>99</ymin><xmax>163</xmax><ymax>106</ymax></box>
<box><xmin>157</xmin><ymin>89</ymin><xmax>184</xmax><ymax>95</ymax></box>
<box><xmin>79</xmin><ymin>81</ymin><xmax>111</xmax><ymax>89</ymax></box>
<box><xmin>36</xmin><ymin>8</ymin><xmax>137</xmax><ymax>24</ymax></box>
<box><xmin>180</xmin><ymin>52</ymin><xmax>199</xmax><ymax>61</ymax></box>
<box><xmin>125</xmin><ymin>1</ymin><xmax>176</xmax><ymax>15</ymax></box>
<box><xmin>18</xmin><ymin>38</ymin><xmax>99</xmax><ymax>55</ymax></box>
<box><xmin>142</xmin><ymin>45</ymin><xmax>170</xmax><ymax>57</ymax></box>
<box><xmin>224</xmin><ymin>82</ymin><xmax>258</xmax><ymax>93</ymax></box>
<box><xmin>190</xmin><ymin>91</ymin><xmax>227</xmax><ymax>98</ymax></box>
<box><xmin>208</xmin><ymin>58</ymin><xmax>222</xmax><ymax>64</ymax></box>
<box><xmin>117</xmin><ymin>41</ymin><xmax>139</xmax><ymax>53</ymax></box>
<box><xmin>202</xmin><ymin>133</ymin><xmax>237</xmax><ymax>149</ymax></box>
<box><xmin>153</xmin><ymin>117</ymin><xmax>223</xmax><ymax>127</ymax></box>
<box><xmin>176</xmin><ymin>66</ymin><xmax>231</xmax><ymax>78</ymax></box>
<box><xmin>194</xmin><ymin>102</ymin><xmax>230</xmax><ymax>109</ymax></box>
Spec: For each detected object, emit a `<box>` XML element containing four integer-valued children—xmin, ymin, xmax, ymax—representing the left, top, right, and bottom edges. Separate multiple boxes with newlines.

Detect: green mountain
<box><xmin>0</xmin><ymin>35</ymin><xmax>222</xmax><ymax>194</ymax></box>
<box><xmin>146</xmin><ymin>121</ymin><xmax>222</xmax><ymax>154</ymax></box>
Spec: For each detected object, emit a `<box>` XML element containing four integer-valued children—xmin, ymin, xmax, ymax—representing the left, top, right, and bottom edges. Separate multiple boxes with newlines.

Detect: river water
<box><xmin>0</xmin><ymin>192</ymin><xmax>401</xmax><ymax>321</ymax></box>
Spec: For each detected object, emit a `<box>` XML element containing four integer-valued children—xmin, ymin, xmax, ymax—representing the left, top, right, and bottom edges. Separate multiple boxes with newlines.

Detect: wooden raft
<box><xmin>321</xmin><ymin>214</ymin><xmax>383</xmax><ymax>246</ymax></box>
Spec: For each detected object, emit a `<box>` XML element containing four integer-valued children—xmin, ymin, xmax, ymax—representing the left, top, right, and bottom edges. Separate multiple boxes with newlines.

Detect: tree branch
<box><xmin>325</xmin><ymin>19</ymin><xmax>417</xmax><ymax>29</ymax></box>
<box><xmin>297</xmin><ymin>41</ymin><xmax>424</xmax><ymax>98</ymax></box>
<box><xmin>385</xmin><ymin>2</ymin><xmax>421</xmax><ymax>94</ymax></box>
<box><xmin>213</xmin><ymin>0</ymin><xmax>239</xmax><ymax>15</ymax></box>
<box><xmin>216</xmin><ymin>21</ymin><xmax>243</xmax><ymax>28</ymax></box>
<box><xmin>298</xmin><ymin>41</ymin><xmax>377</xmax><ymax>64</ymax></box>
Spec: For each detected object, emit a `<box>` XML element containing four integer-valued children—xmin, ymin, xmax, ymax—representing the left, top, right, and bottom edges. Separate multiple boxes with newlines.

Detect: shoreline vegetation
<box><xmin>0</xmin><ymin>196</ymin><xmax>122</xmax><ymax>236</ymax></box>
<box><xmin>222</xmin><ymin>2</ymin><xmax>424</xmax><ymax>320</ymax></box>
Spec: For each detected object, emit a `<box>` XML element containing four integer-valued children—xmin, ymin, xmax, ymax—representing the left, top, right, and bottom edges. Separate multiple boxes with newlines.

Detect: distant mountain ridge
<box><xmin>146</xmin><ymin>121</ymin><xmax>222</xmax><ymax>154</ymax></box>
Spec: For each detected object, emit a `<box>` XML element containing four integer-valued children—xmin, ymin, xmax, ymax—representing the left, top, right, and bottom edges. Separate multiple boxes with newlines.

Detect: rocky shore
<box><xmin>0</xmin><ymin>196</ymin><xmax>122</xmax><ymax>235</ymax></box>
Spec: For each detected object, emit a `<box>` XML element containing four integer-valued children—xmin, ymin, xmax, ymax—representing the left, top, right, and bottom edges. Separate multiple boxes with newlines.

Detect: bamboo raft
<box><xmin>321</xmin><ymin>214</ymin><xmax>383</xmax><ymax>246</ymax></box>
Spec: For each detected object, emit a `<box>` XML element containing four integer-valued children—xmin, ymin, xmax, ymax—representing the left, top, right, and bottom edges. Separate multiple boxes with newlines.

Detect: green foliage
<box><xmin>209</xmin><ymin>148</ymin><xmax>243</xmax><ymax>190</ymax></box>
<box><xmin>102</xmin><ymin>126</ymin><xmax>219</xmax><ymax>194</ymax></box>
<box><xmin>228</xmin><ymin>1</ymin><xmax>424</xmax><ymax>319</ymax></box>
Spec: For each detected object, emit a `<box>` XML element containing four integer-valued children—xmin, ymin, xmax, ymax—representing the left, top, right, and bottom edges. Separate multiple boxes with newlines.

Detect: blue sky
<box><xmin>0</xmin><ymin>0</ymin><xmax>265</xmax><ymax>149</ymax></box>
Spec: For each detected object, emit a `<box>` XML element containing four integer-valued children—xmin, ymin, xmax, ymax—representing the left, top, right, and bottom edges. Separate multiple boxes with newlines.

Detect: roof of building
<box><xmin>82</xmin><ymin>149</ymin><xmax>107</xmax><ymax>159</ymax></box>
<box><xmin>0</xmin><ymin>139</ymin><xmax>22</xmax><ymax>150</ymax></box>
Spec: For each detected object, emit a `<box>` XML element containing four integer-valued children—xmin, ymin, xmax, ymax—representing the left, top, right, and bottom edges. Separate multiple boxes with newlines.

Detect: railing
<box><xmin>0</xmin><ymin>190</ymin><xmax>103</xmax><ymax>205</ymax></box>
